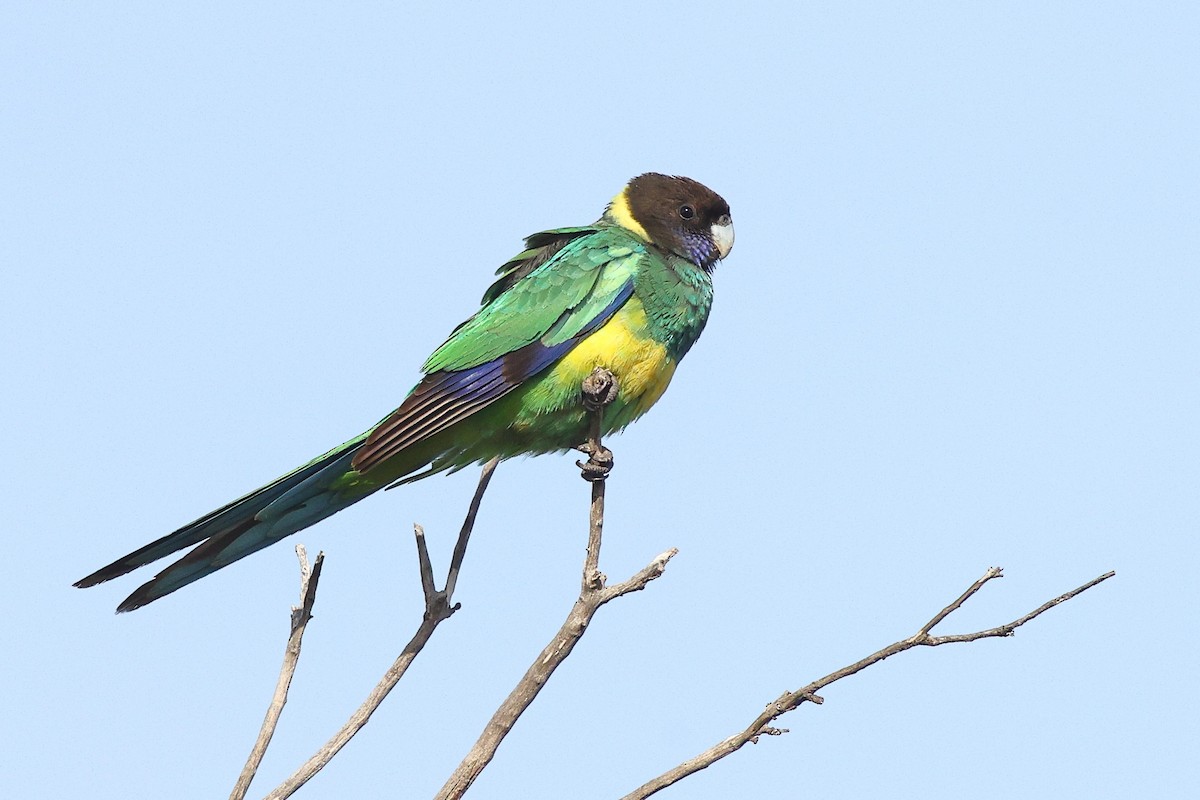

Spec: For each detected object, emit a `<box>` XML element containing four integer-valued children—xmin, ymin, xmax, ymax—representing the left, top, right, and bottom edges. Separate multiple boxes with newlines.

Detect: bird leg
<box><xmin>577</xmin><ymin>367</ymin><xmax>618</xmax><ymax>481</ymax></box>
<box><xmin>577</xmin><ymin>441</ymin><xmax>614</xmax><ymax>481</ymax></box>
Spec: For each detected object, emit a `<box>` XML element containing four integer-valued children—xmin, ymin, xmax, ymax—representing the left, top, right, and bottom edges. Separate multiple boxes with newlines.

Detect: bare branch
<box><xmin>917</xmin><ymin>565</ymin><xmax>1002</xmax><ymax>636</ymax></box>
<box><xmin>263</xmin><ymin>460</ymin><xmax>499</xmax><ymax>800</ymax></box>
<box><xmin>229</xmin><ymin>545</ymin><xmax>324</xmax><ymax>800</ymax></box>
<box><xmin>436</xmin><ymin>368</ymin><xmax>677</xmax><ymax>800</ymax></box>
<box><xmin>925</xmin><ymin>569</ymin><xmax>1117</xmax><ymax>646</ymax></box>
<box><xmin>601</xmin><ymin>548</ymin><xmax>678</xmax><ymax>603</ymax></box>
<box><xmin>445</xmin><ymin>457</ymin><xmax>499</xmax><ymax>601</ymax></box>
<box><xmin>620</xmin><ymin>568</ymin><xmax>1116</xmax><ymax>800</ymax></box>
<box><xmin>414</xmin><ymin>523</ymin><xmax>438</xmax><ymax>604</ymax></box>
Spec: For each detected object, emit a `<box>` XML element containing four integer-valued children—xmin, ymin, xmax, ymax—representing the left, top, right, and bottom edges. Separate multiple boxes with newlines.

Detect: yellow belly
<box><xmin>394</xmin><ymin>297</ymin><xmax>681</xmax><ymax>469</ymax></box>
<box><xmin>520</xmin><ymin>297</ymin><xmax>677</xmax><ymax>427</ymax></box>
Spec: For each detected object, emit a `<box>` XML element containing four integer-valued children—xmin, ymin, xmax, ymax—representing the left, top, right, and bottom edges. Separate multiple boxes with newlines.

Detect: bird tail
<box><xmin>75</xmin><ymin>434</ymin><xmax>374</xmax><ymax>612</ymax></box>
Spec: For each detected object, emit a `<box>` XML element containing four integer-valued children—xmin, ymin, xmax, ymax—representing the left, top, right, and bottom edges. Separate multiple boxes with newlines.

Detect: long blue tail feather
<box><xmin>75</xmin><ymin>436</ymin><xmax>370</xmax><ymax>611</ymax></box>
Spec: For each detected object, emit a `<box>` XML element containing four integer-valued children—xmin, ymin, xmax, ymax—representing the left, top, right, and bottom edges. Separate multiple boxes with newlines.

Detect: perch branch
<box><xmin>435</xmin><ymin>368</ymin><xmax>676</xmax><ymax>800</ymax></box>
<box><xmin>263</xmin><ymin>457</ymin><xmax>499</xmax><ymax>800</ymax></box>
<box><xmin>620</xmin><ymin>567</ymin><xmax>1116</xmax><ymax>799</ymax></box>
<box><xmin>229</xmin><ymin>545</ymin><xmax>324</xmax><ymax>800</ymax></box>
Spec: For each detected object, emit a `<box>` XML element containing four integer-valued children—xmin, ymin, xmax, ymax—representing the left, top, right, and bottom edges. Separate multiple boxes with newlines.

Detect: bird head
<box><xmin>605</xmin><ymin>173</ymin><xmax>734</xmax><ymax>271</ymax></box>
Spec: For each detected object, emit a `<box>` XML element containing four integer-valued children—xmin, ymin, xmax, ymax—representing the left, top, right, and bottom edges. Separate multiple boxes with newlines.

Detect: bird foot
<box><xmin>581</xmin><ymin>368</ymin><xmax>619</xmax><ymax>412</ymax></box>
<box><xmin>576</xmin><ymin>442</ymin><xmax>614</xmax><ymax>482</ymax></box>
<box><xmin>577</xmin><ymin>367</ymin><xmax>617</xmax><ymax>481</ymax></box>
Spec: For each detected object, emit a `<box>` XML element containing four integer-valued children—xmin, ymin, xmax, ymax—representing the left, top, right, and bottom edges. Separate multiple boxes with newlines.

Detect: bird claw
<box><xmin>581</xmin><ymin>368</ymin><xmax>619</xmax><ymax>412</ymax></box>
<box><xmin>577</xmin><ymin>367</ymin><xmax>617</xmax><ymax>481</ymax></box>
<box><xmin>576</xmin><ymin>443</ymin><xmax>614</xmax><ymax>482</ymax></box>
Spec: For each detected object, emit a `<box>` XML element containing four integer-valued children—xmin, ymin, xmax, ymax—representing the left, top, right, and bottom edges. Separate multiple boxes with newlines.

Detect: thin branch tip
<box><xmin>621</xmin><ymin>567</ymin><xmax>1115</xmax><ymax>798</ymax></box>
<box><xmin>750</xmin><ymin>726</ymin><xmax>789</xmax><ymax>743</ymax></box>
<box><xmin>294</xmin><ymin>544</ymin><xmax>310</xmax><ymax>574</ymax></box>
<box><xmin>231</xmin><ymin>544</ymin><xmax>326</xmax><ymax>800</ymax></box>
<box><xmin>263</xmin><ymin>462</ymin><xmax>498</xmax><ymax>800</ymax></box>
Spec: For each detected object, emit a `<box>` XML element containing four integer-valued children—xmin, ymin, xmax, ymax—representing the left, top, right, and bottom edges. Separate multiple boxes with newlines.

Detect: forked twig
<box><xmin>229</xmin><ymin>546</ymin><xmax>324</xmax><ymax>800</ymax></box>
<box><xmin>261</xmin><ymin>457</ymin><xmax>499</xmax><ymax>800</ymax></box>
<box><xmin>619</xmin><ymin>567</ymin><xmax>1116</xmax><ymax>799</ymax></box>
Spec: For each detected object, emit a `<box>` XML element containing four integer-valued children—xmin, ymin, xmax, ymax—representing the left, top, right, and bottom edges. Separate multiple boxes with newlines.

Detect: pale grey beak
<box><xmin>711</xmin><ymin>217</ymin><xmax>734</xmax><ymax>260</ymax></box>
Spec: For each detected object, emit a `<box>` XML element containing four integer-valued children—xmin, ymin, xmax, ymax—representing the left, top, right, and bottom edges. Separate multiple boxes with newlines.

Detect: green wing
<box><xmin>479</xmin><ymin>226</ymin><xmax>596</xmax><ymax>305</ymax></box>
<box><xmin>352</xmin><ymin>226</ymin><xmax>645</xmax><ymax>472</ymax></box>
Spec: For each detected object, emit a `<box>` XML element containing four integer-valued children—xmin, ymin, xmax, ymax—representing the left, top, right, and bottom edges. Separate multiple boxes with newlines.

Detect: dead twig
<box><xmin>620</xmin><ymin>567</ymin><xmax>1116</xmax><ymax>799</ymax></box>
<box><xmin>229</xmin><ymin>546</ymin><xmax>324</xmax><ymax>800</ymax></box>
<box><xmin>436</xmin><ymin>368</ymin><xmax>676</xmax><ymax>800</ymax></box>
<box><xmin>263</xmin><ymin>456</ymin><xmax>499</xmax><ymax>800</ymax></box>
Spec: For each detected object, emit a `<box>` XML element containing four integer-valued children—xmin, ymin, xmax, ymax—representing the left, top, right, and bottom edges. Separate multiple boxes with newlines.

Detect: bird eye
<box><xmin>679</xmin><ymin>204</ymin><xmax>695</xmax><ymax>220</ymax></box>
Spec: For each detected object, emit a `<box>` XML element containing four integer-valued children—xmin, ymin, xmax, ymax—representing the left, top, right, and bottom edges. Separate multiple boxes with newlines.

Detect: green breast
<box><xmin>633</xmin><ymin>253</ymin><xmax>715</xmax><ymax>360</ymax></box>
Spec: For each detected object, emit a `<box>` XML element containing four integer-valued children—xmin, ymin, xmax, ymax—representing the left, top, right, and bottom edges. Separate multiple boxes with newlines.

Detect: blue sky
<box><xmin>2</xmin><ymin>2</ymin><xmax>1196</xmax><ymax>798</ymax></box>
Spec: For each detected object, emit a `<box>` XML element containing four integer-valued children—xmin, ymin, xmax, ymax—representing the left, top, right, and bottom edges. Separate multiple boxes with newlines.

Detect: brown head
<box><xmin>604</xmin><ymin>173</ymin><xmax>734</xmax><ymax>271</ymax></box>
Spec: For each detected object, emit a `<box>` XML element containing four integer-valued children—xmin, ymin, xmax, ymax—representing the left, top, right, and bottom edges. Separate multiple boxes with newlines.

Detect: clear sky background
<box><xmin>2</xmin><ymin>3</ymin><xmax>1196</xmax><ymax>798</ymax></box>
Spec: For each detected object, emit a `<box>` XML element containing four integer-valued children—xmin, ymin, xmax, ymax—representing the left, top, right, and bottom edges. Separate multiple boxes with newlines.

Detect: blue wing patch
<box><xmin>352</xmin><ymin>281</ymin><xmax>633</xmax><ymax>473</ymax></box>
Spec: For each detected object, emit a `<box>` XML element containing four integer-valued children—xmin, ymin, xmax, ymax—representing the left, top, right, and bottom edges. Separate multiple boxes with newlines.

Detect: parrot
<box><xmin>75</xmin><ymin>173</ymin><xmax>734</xmax><ymax>612</ymax></box>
